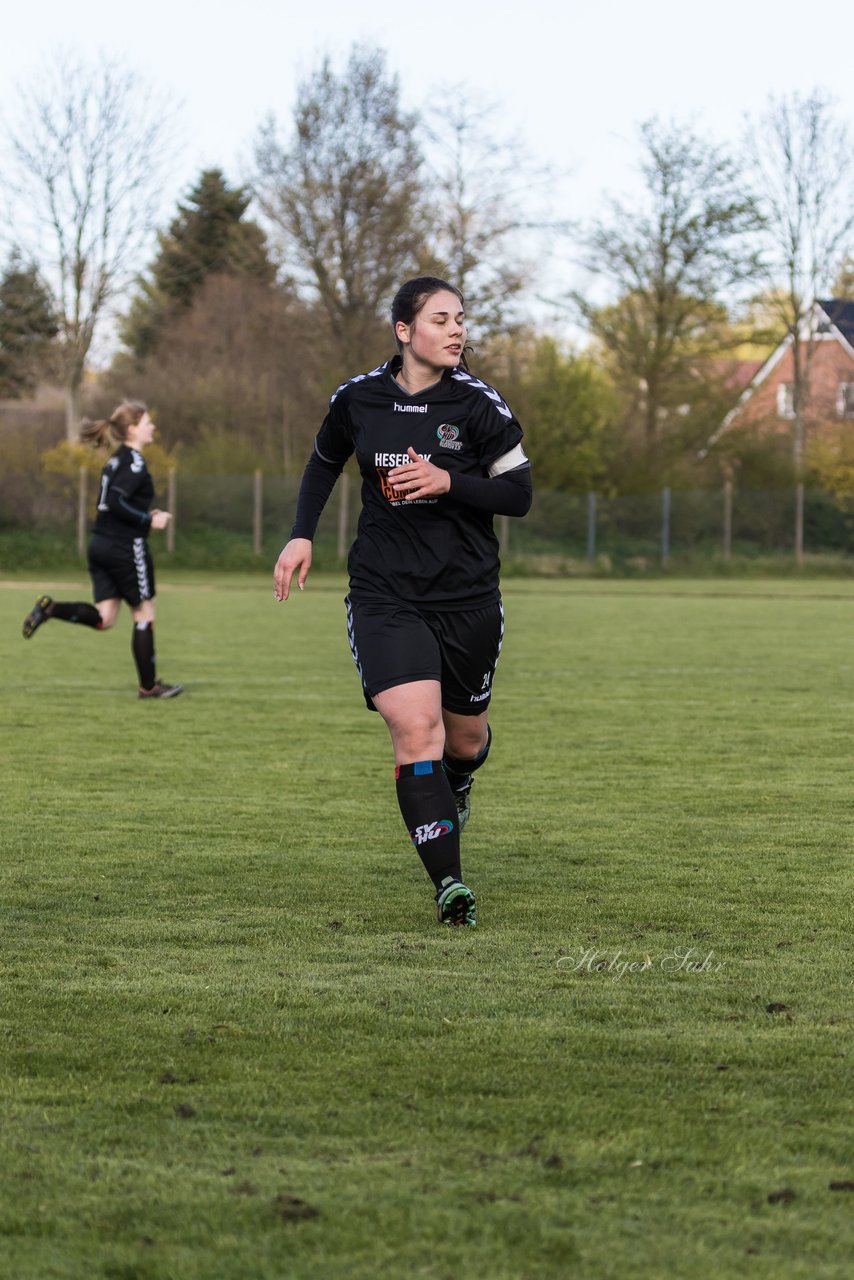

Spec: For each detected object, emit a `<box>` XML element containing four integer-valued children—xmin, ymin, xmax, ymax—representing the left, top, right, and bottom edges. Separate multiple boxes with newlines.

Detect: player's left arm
<box><xmin>388</xmin><ymin>445</ymin><xmax>531</xmax><ymax>514</ymax></box>
<box><xmin>447</xmin><ymin>393</ymin><xmax>533</xmax><ymax>515</ymax></box>
<box><xmin>388</xmin><ymin>390</ymin><xmax>533</xmax><ymax>513</ymax></box>
<box><xmin>445</xmin><ymin>449</ymin><xmax>532</xmax><ymax>516</ymax></box>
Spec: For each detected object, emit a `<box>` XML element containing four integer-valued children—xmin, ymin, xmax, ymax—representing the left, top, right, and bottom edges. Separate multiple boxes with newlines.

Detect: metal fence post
<box><xmin>723</xmin><ymin>479</ymin><xmax>733</xmax><ymax>561</ymax></box>
<box><xmin>253</xmin><ymin>469</ymin><xmax>263</xmax><ymax>555</ymax></box>
<box><xmin>586</xmin><ymin>492</ymin><xmax>597</xmax><ymax>562</ymax></box>
<box><xmin>77</xmin><ymin>466</ymin><xmax>87</xmax><ymax>559</ymax></box>
<box><xmin>795</xmin><ymin>481</ymin><xmax>804</xmax><ymax>566</ymax></box>
<box><xmin>167</xmin><ymin>468</ymin><xmax>176</xmax><ymax>554</ymax></box>
<box><xmin>661</xmin><ymin>486</ymin><xmax>671</xmax><ymax>566</ymax></box>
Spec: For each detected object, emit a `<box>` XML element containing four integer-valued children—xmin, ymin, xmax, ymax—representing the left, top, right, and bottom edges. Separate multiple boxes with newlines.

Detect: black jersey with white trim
<box><xmin>91</xmin><ymin>445</ymin><xmax>155</xmax><ymax>543</ymax></box>
<box><xmin>314</xmin><ymin>357</ymin><xmax>527</xmax><ymax>609</ymax></box>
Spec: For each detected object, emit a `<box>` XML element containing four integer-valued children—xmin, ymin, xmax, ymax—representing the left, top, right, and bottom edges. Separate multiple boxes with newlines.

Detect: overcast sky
<box><xmin>3</xmin><ymin>0</ymin><xmax>854</xmax><ymax>335</ymax></box>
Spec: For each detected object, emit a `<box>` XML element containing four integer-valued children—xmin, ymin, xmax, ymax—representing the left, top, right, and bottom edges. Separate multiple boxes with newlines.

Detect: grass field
<box><xmin>1</xmin><ymin>573</ymin><xmax>853</xmax><ymax>1279</ymax></box>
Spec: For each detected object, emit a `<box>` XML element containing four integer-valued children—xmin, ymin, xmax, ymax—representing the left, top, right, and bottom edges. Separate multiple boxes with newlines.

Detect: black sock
<box><xmin>132</xmin><ymin>621</ymin><xmax>156</xmax><ymax>690</ymax></box>
<box><xmin>395</xmin><ymin>760</ymin><xmax>461</xmax><ymax>891</ymax></box>
<box><xmin>48</xmin><ymin>601</ymin><xmax>103</xmax><ymax>628</ymax></box>
<box><xmin>443</xmin><ymin>724</ymin><xmax>493</xmax><ymax>791</ymax></box>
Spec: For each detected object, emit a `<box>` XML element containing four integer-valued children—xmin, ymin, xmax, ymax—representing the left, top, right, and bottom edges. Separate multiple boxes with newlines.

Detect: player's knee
<box><xmin>411</xmin><ymin>714</ymin><xmax>444</xmax><ymax>751</ymax></box>
<box><xmin>445</xmin><ymin>721</ymin><xmax>490</xmax><ymax>764</ymax></box>
<box><xmin>393</xmin><ymin>711</ymin><xmax>443</xmax><ymax>759</ymax></box>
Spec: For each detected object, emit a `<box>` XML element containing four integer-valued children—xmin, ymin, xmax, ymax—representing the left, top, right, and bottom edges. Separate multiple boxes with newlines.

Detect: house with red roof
<box><xmin>705</xmin><ymin>300</ymin><xmax>854</xmax><ymax>452</ymax></box>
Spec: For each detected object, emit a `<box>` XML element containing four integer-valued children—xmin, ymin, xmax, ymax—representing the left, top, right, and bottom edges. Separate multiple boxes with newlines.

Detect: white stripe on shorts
<box><xmin>133</xmin><ymin>537</ymin><xmax>151</xmax><ymax>600</ymax></box>
<box><xmin>345</xmin><ymin>596</ymin><xmax>365</xmax><ymax>688</ymax></box>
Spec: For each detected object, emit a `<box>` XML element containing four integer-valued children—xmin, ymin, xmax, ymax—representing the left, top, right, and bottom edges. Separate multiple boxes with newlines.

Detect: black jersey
<box><xmin>91</xmin><ymin>445</ymin><xmax>155</xmax><ymax>543</ymax></box>
<box><xmin>315</xmin><ymin>357</ymin><xmax>525</xmax><ymax>609</ymax></box>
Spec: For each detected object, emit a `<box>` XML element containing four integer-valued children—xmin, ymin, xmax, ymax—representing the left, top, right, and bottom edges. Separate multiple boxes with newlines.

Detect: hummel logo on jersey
<box><xmin>410</xmin><ymin>819</ymin><xmax>454</xmax><ymax>845</ymax></box>
<box><xmin>393</xmin><ymin>402</ymin><xmax>428</xmax><ymax>413</ymax></box>
<box><xmin>130</xmin><ymin>449</ymin><xmax>145</xmax><ymax>473</ymax></box>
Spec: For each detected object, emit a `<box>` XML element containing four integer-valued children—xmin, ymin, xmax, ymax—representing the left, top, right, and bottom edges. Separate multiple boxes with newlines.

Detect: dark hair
<box><xmin>79</xmin><ymin>400</ymin><xmax>148</xmax><ymax>448</ymax></box>
<box><xmin>391</xmin><ymin>276</ymin><xmax>470</xmax><ymax>369</ymax></box>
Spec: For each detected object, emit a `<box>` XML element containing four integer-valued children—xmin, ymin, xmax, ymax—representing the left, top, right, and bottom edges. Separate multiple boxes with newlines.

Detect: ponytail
<box><xmin>78</xmin><ymin>400</ymin><xmax>147</xmax><ymax>448</ymax></box>
<box><xmin>79</xmin><ymin>417</ymin><xmax>115</xmax><ymax>448</ymax></box>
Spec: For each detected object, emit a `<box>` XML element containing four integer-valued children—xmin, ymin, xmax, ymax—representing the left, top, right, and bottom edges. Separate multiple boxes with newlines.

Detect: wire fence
<box><xmin>3</xmin><ymin>468</ymin><xmax>854</xmax><ymax>568</ymax></box>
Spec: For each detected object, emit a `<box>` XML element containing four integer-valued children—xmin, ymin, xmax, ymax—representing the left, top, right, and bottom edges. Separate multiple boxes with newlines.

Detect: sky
<box><xmin>3</xmin><ymin>0</ymin><xmax>854</xmax><ymax>336</ymax></box>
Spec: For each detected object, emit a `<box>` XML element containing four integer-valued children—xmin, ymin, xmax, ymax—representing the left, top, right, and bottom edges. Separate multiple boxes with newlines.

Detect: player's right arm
<box><xmin>98</xmin><ymin>453</ymin><xmax>152</xmax><ymax>530</ymax></box>
<box><xmin>274</xmin><ymin>538</ymin><xmax>313</xmax><ymax>600</ymax></box>
<box><xmin>273</xmin><ymin>451</ymin><xmax>343</xmax><ymax>601</ymax></box>
<box><xmin>273</xmin><ymin>401</ymin><xmax>353</xmax><ymax>602</ymax></box>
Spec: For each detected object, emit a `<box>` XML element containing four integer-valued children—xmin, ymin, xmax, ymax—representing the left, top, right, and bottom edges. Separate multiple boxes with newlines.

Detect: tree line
<box><xmin>2</xmin><ymin>46</ymin><xmax>854</xmax><ymax>498</ymax></box>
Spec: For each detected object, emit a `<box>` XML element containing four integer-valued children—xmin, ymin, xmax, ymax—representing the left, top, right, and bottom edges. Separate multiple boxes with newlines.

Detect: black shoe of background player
<box><xmin>138</xmin><ymin>682</ymin><xmax>184</xmax><ymax>700</ymax></box>
<box><xmin>22</xmin><ymin>595</ymin><xmax>53</xmax><ymax>639</ymax></box>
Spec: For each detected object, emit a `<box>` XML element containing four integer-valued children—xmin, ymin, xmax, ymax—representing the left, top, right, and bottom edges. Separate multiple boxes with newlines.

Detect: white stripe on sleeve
<box><xmin>488</xmin><ymin>444</ymin><xmax>529</xmax><ymax>477</ymax></box>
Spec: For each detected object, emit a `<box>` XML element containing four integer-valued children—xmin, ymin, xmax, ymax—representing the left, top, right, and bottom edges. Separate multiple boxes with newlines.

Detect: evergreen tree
<box><xmin>0</xmin><ymin>249</ymin><xmax>58</xmax><ymax>398</ymax></box>
<box><xmin>123</xmin><ymin>169</ymin><xmax>274</xmax><ymax>360</ymax></box>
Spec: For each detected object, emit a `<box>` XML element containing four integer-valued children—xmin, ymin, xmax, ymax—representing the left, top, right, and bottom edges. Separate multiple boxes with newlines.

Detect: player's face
<box><xmin>397</xmin><ymin>290</ymin><xmax>466</xmax><ymax>373</ymax></box>
<box><xmin>129</xmin><ymin>412</ymin><xmax>156</xmax><ymax>448</ymax></box>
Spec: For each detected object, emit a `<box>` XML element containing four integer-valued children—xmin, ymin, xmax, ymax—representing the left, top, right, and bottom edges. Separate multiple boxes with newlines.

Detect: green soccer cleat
<box><xmin>22</xmin><ymin>595</ymin><xmax>53</xmax><ymax>639</ymax></box>
<box><xmin>436</xmin><ymin>877</ymin><xmax>477</xmax><ymax>927</ymax></box>
<box><xmin>452</xmin><ymin>777</ymin><xmax>473</xmax><ymax>833</ymax></box>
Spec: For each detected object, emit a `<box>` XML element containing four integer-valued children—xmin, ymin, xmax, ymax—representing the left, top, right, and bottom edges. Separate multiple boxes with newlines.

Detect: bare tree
<box><xmin>574</xmin><ymin>118</ymin><xmax>762</xmax><ymax>453</ymax></box>
<box><xmin>746</xmin><ymin>90</ymin><xmax>854</xmax><ymax>561</ymax></box>
<box><xmin>421</xmin><ymin>91</ymin><xmax>569</xmax><ymax>338</ymax></box>
<box><xmin>253</xmin><ymin>46</ymin><xmax>431</xmax><ymax>376</ymax></box>
<box><xmin>105</xmin><ymin>272</ymin><xmax>323</xmax><ymax>469</ymax></box>
<box><xmin>831</xmin><ymin>254</ymin><xmax>854</xmax><ymax>299</ymax></box>
<box><xmin>2</xmin><ymin>49</ymin><xmax>178</xmax><ymax>438</ymax></box>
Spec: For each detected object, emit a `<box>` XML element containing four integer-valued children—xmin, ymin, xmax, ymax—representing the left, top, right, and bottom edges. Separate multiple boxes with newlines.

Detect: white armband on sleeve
<box><xmin>488</xmin><ymin>444</ymin><xmax>529</xmax><ymax>477</ymax></box>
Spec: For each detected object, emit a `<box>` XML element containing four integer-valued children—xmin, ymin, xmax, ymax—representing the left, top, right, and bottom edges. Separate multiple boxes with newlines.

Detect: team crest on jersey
<box><xmin>436</xmin><ymin>423</ymin><xmax>464</xmax><ymax>452</ymax></box>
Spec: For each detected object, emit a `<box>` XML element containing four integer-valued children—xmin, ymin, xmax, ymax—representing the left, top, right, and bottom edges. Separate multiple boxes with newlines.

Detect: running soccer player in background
<box><xmin>22</xmin><ymin>400</ymin><xmax>183</xmax><ymax>700</ymax></box>
<box><xmin>274</xmin><ymin>277</ymin><xmax>532</xmax><ymax>927</ymax></box>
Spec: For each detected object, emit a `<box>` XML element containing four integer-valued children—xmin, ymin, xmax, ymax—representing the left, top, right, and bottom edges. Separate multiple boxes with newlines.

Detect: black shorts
<box><xmin>88</xmin><ymin>534</ymin><xmax>155</xmax><ymax>606</ymax></box>
<box><xmin>345</xmin><ymin>595</ymin><xmax>504</xmax><ymax>715</ymax></box>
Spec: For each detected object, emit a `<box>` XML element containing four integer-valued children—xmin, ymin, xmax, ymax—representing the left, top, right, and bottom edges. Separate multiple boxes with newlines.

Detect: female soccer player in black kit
<box><xmin>274</xmin><ymin>278</ymin><xmax>532</xmax><ymax>926</ymax></box>
<box><xmin>22</xmin><ymin>400</ymin><xmax>183</xmax><ymax>700</ymax></box>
